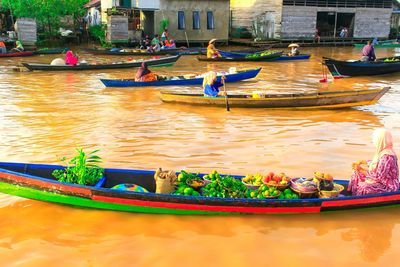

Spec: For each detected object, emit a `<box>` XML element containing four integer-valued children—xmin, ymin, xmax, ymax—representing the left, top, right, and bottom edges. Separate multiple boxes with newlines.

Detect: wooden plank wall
<box><xmin>107</xmin><ymin>16</ymin><xmax>129</xmax><ymax>43</ymax></box>
<box><xmin>354</xmin><ymin>8</ymin><xmax>391</xmax><ymax>38</ymax></box>
<box><xmin>15</xmin><ymin>18</ymin><xmax>37</xmax><ymax>45</ymax></box>
<box><xmin>281</xmin><ymin>6</ymin><xmax>316</xmax><ymax>38</ymax></box>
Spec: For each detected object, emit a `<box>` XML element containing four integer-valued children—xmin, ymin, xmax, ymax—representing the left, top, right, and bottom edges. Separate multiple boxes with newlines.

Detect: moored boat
<box><xmin>33</xmin><ymin>48</ymin><xmax>69</xmax><ymax>55</ymax></box>
<box><xmin>100</xmin><ymin>68</ymin><xmax>261</xmax><ymax>87</ymax></box>
<box><xmin>1</xmin><ymin>161</ymin><xmax>400</xmax><ymax>215</ymax></box>
<box><xmin>82</xmin><ymin>47</ymin><xmax>203</xmax><ymax>56</ymax></box>
<box><xmin>160</xmin><ymin>87</ymin><xmax>389</xmax><ymax>109</ymax></box>
<box><xmin>22</xmin><ymin>55</ymin><xmax>181</xmax><ymax>71</ymax></box>
<box><xmin>219</xmin><ymin>50</ymin><xmax>311</xmax><ymax>61</ymax></box>
<box><xmin>0</xmin><ymin>51</ymin><xmax>35</xmax><ymax>57</ymax></box>
<box><xmin>354</xmin><ymin>42</ymin><xmax>400</xmax><ymax>48</ymax></box>
<box><xmin>323</xmin><ymin>57</ymin><xmax>400</xmax><ymax>77</ymax></box>
<box><xmin>197</xmin><ymin>51</ymin><xmax>283</xmax><ymax>62</ymax></box>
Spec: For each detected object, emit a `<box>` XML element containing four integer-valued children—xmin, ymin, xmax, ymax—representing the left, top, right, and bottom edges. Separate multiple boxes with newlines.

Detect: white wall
<box><xmin>132</xmin><ymin>0</ymin><xmax>160</xmax><ymax>9</ymax></box>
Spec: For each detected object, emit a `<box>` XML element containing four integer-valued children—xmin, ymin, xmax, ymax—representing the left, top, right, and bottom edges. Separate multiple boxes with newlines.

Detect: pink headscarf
<box><xmin>369</xmin><ymin>128</ymin><xmax>396</xmax><ymax>171</ymax></box>
<box><xmin>65</xmin><ymin>51</ymin><xmax>78</xmax><ymax>66</ymax></box>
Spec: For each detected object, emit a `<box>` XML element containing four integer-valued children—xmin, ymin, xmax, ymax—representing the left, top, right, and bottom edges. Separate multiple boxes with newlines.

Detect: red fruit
<box><xmin>262</xmin><ymin>177</ymin><xmax>269</xmax><ymax>184</ymax></box>
<box><xmin>268</xmin><ymin>172</ymin><xmax>274</xmax><ymax>178</ymax></box>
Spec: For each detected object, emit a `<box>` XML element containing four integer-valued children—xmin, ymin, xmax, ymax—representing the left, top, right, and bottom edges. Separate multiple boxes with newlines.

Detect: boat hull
<box><xmin>1</xmin><ymin>162</ymin><xmax>400</xmax><ymax>215</ymax></box>
<box><xmin>83</xmin><ymin>47</ymin><xmax>203</xmax><ymax>56</ymax></box>
<box><xmin>324</xmin><ymin>57</ymin><xmax>400</xmax><ymax>77</ymax></box>
<box><xmin>160</xmin><ymin>87</ymin><xmax>389</xmax><ymax>109</ymax></box>
<box><xmin>0</xmin><ymin>51</ymin><xmax>35</xmax><ymax>57</ymax></box>
<box><xmin>219</xmin><ymin>51</ymin><xmax>311</xmax><ymax>61</ymax></box>
<box><xmin>100</xmin><ymin>68</ymin><xmax>261</xmax><ymax>87</ymax></box>
<box><xmin>197</xmin><ymin>52</ymin><xmax>283</xmax><ymax>62</ymax></box>
<box><xmin>22</xmin><ymin>55</ymin><xmax>181</xmax><ymax>71</ymax></box>
<box><xmin>354</xmin><ymin>43</ymin><xmax>400</xmax><ymax>48</ymax></box>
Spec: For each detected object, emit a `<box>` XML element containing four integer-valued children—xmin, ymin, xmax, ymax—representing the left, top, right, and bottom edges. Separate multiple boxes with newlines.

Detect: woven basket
<box><xmin>290</xmin><ymin>186</ymin><xmax>318</xmax><ymax>199</ymax></box>
<box><xmin>319</xmin><ymin>183</ymin><xmax>345</xmax><ymax>198</ymax></box>
<box><xmin>265</xmin><ymin>181</ymin><xmax>290</xmax><ymax>191</ymax></box>
<box><xmin>154</xmin><ymin>168</ymin><xmax>177</xmax><ymax>194</ymax></box>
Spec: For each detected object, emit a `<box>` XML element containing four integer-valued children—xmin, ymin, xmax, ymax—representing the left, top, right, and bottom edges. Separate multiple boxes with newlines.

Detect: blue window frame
<box><xmin>207</xmin><ymin>11</ymin><xmax>214</xmax><ymax>30</ymax></box>
<box><xmin>193</xmin><ymin>11</ymin><xmax>200</xmax><ymax>29</ymax></box>
<box><xmin>178</xmin><ymin>11</ymin><xmax>185</xmax><ymax>30</ymax></box>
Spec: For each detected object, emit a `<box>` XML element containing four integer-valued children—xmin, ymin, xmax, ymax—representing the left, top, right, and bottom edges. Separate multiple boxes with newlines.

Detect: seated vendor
<box><xmin>11</xmin><ymin>40</ymin><xmax>24</xmax><ymax>52</ymax></box>
<box><xmin>348</xmin><ymin>128</ymin><xmax>399</xmax><ymax>196</ymax></box>
<box><xmin>135</xmin><ymin>62</ymin><xmax>157</xmax><ymax>82</ymax></box>
<box><xmin>202</xmin><ymin>71</ymin><xmax>225</xmax><ymax>97</ymax></box>
<box><xmin>361</xmin><ymin>41</ymin><xmax>376</xmax><ymax>62</ymax></box>
<box><xmin>0</xmin><ymin>41</ymin><xmax>6</xmax><ymax>54</ymax></box>
<box><xmin>207</xmin><ymin>39</ymin><xmax>221</xmax><ymax>59</ymax></box>
<box><xmin>288</xmin><ymin>43</ymin><xmax>300</xmax><ymax>56</ymax></box>
<box><xmin>65</xmin><ymin>50</ymin><xmax>78</xmax><ymax>66</ymax></box>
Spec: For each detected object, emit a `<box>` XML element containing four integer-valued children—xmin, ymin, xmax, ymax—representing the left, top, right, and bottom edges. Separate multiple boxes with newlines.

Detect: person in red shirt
<box><xmin>0</xmin><ymin>41</ymin><xmax>7</xmax><ymax>54</ymax></box>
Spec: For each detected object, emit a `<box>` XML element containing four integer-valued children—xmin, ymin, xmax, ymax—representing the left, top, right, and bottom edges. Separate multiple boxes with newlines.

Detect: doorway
<box><xmin>317</xmin><ymin>12</ymin><xmax>355</xmax><ymax>37</ymax></box>
<box><xmin>142</xmin><ymin>11</ymin><xmax>154</xmax><ymax>37</ymax></box>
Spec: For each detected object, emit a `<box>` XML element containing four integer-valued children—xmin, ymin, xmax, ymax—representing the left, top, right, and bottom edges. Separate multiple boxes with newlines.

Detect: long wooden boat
<box><xmin>354</xmin><ymin>42</ymin><xmax>400</xmax><ymax>48</ymax></box>
<box><xmin>2</xmin><ymin>162</ymin><xmax>400</xmax><ymax>215</ymax></box>
<box><xmin>82</xmin><ymin>47</ymin><xmax>203</xmax><ymax>56</ymax></box>
<box><xmin>160</xmin><ymin>87</ymin><xmax>389</xmax><ymax>109</ymax></box>
<box><xmin>197</xmin><ymin>52</ymin><xmax>283</xmax><ymax>62</ymax></box>
<box><xmin>100</xmin><ymin>68</ymin><xmax>261</xmax><ymax>87</ymax></box>
<box><xmin>219</xmin><ymin>50</ymin><xmax>311</xmax><ymax>61</ymax></box>
<box><xmin>33</xmin><ymin>48</ymin><xmax>69</xmax><ymax>55</ymax></box>
<box><xmin>323</xmin><ymin>57</ymin><xmax>400</xmax><ymax>77</ymax></box>
<box><xmin>0</xmin><ymin>51</ymin><xmax>35</xmax><ymax>57</ymax></box>
<box><xmin>21</xmin><ymin>55</ymin><xmax>181</xmax><ymax>71</ymax></box>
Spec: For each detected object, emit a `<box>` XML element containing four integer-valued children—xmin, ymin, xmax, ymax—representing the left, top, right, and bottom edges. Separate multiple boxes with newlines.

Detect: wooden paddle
<box><xmin>222</xmin><ymin>76</ymin><xmax>230</xmax><ymax>111</ymax></box>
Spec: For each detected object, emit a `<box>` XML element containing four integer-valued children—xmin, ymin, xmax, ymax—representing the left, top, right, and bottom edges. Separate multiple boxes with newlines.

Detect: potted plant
<box><xmin>52</xmin><ymin>148</ymin><xmax>104</xmax><ymax>186</ymax></box>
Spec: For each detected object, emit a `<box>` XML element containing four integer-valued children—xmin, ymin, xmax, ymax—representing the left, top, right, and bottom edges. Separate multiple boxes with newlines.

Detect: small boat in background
<box><xmin>323</xmin><ymin>56</ymin><xmax>400</xmax><ymax>77</ymax></box>
<box><xmin>160</xmin><ymin>87</ymin><xmax>389</xmax><ymax>109</ymax></box>
<box><xmin>34</xmin><ymin>48</ymin><xmax>69</xmax><ymax>55</ymax></box>
<box><xmin>82</xmin><ymin>47</ymin><xmax>203</xmax><ymax>56</ymax></box>
<box><xmin>100</xmin><ymin>68</ymin><xmax>261</xmax><ymax>88</ymax></box>
<box><xmin>219</xmin><ymin>50</ymin><xmax>311</xmax><ymax>61</ymax></box>
<box><xmin>354</xmin><ymin>41</ymin><xmax>400</xmax><ymax>48</ymax></box>
<box><xmin>22</xmin><ymin>55</ymin><xmax>181</xmax><ymax>71</ymax></box>
<box><xmin>0</xmin><ymin>51</ymin><xmax>35</xmax><ymax>57</ymax></box>
<box><xmin>197</xmin><ymin>51</ymin><xmax>283</xmax><ymax>62</ymax></box>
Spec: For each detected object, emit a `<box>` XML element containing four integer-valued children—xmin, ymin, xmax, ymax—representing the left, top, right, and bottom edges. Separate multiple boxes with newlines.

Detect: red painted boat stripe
<box><xmin>93</xmin><ymin>195</ymin><xmax>321</xmax><ymax>213</ymax></box>
<box><xmin>0</xmin><ymin>171</ymin><xmax>92</xmax><ymax>197</ymax></box>
<box><xmin>322</xmin><ymin>194</ymin><xmax>400</xmax><ymax>207</ymax></box>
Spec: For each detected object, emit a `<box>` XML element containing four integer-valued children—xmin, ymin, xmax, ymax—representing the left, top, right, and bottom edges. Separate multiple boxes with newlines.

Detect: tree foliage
<box><xmin>1</xmin><ymin>0</ymin><xmax>89</xmax><ymax>38</ymax></box>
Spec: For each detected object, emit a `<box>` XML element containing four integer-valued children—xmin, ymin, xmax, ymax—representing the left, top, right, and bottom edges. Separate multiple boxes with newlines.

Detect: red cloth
<box><xmin>65</xmin><ymin>51</ymin><xmax>78</xmax><ymax>66</ymax></box>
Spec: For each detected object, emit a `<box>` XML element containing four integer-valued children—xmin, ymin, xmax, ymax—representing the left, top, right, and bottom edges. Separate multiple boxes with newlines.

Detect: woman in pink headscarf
<box><xmin>348</xmin><ymin>128</ymin><xmax>399</xmax><ymax>195</ymax></box>
<box><xmin>65</xmin><ymin>50</ymin><xmax>78</xmax><ymax>66</ymax></box>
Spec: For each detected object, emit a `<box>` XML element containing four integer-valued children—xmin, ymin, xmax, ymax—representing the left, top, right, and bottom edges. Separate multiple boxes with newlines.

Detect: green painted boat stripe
<box><xmin>0</xmin><ymin>182</ymin><xmax>227</xmax><ymax>215</ymax></box>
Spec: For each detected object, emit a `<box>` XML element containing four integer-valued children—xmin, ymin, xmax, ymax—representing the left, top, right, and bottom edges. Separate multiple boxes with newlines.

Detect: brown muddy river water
<box><xmin>0</xmin><ymin>47</ymin><xmax>400</xmax><ymax>266</ymax></box>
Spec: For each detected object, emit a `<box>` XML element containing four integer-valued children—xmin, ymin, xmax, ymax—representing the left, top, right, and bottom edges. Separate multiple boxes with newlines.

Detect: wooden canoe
<box><xmin>2</xmin><ymin>162</ymin><xmax>400</xmax><ymax>215</ymax></box>
<box><xmin>82</xmin><ymin>47</ymin><xmax>204</xmax><ymax>56</ymax></box>
<box><xmin>323</xmin><ymin>57</ymin><xmax>400</xmax><ymax>77</ymax></box>
<box><xmin>160</xmin><ymin>87</ymin><xmax>389</xmax><ymax>109</ymax></box>
<box><xmin>33</xmin><ymin>48</ymin><xmax>69</xmax><ymax>55</ymax></box>
<box><xmin>0</xmin><ymin>51</ymin><xmax>35</xmax><ymax>57</ymax></box>
<box><xmin>197</xmin><ymin>52</ymin><xmax>283</xmax><ymax>62</ymax></box>
<box><xmin>22</xmin><ymin>55</ymin><xmax>181</xmax><ymax>71</ymax></box>
<box><xmin>354</xmin><ymin>42</ymin><xmax>400</xmax><ymax>48</ymax></box>
<box><xmin>219</xmin><ymin>50</ymin><xmax>311</xmax><ymax>61</ymax></box>
<box><xmin>100</xmin><ymin>68</ymin><xmax>261</xmax><ymax>87</ymax></box>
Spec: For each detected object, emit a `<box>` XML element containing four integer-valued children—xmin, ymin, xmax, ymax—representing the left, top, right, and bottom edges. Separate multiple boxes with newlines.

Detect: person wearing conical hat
<box><xmin>288</xmin><ymin>43</ymin><xmax>300</xmax><ymax>56</ymax></box>
<box><xmin>207</xmin><ymin>38</ymin><xmax>221</xmax><ymax>58</ymax></box>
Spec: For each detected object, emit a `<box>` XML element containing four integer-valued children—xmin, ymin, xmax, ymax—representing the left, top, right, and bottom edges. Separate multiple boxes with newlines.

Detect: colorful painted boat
<box><xmin>82</xmin><ymin>47</ymin><xmax>203</xmax><ymax>56</ymax></box>
<box><xmin>22</xmin><ymin>55</ymin><xmax>181</xmax><ymax>71</ymax></box>
<box><xmin>197</xmin><ymin>52</ymin><xmax>283</xmax><ymax>62</ymax></box>
<box><xmin>323</xmin><ymin>57</ymin><xmax>400</xmax><ymax>77</ymax></box>
<box><xmin>0</xmin><ymin>51</ymin><xmax>35</xmax><ymax>57</ymax></box>
<box><xmin>219</xmin><ymin>51</ymin><xmax>311</xmax><ymax>61</ymax></box>
<box><xmin>100</xmin><ymin>68</ymin><xmax>261</xmax><ymax>87</ymax></box>
<box><xmin>160</xmin><ymin>87</ymin><xmax>389</xmax><ymax>109</ymax></box>
<box><xmin>2</xmin><ymin>162</ymin><xmax>400</xmax><ymax>215</ymax></box>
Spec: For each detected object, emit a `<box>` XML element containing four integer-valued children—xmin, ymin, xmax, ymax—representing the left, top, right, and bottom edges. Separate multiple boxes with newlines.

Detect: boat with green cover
<box><xmin>354</xmin><ymin>42</ymin><xmax>400</xmax><ymax>48</ymax></box>
<box><xmin>2</xmin><ymin>161</ymin><xmax>400</xmax><ymax>215</ymax></box>
<box><xmin>160</xmin><ymin>87</ymin><xmax>389</xmax><ymax>109</ymax></box>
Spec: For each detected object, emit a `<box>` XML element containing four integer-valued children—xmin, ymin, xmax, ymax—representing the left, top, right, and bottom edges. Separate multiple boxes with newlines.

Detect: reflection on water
<box><xmin>0</xmin><ymin>47</ymin><xmax>400</xmax><ymax>265</ymax></box>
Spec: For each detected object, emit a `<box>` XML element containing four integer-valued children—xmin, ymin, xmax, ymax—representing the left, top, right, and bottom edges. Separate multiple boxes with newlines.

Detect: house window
<box><xmin>178</xmin><ymin>11</ymin><xmax>185</xmax><ymax>30</ymax></box>
<box><xmin>193</xmin><ymin>11</ymin><xmax>200</xmax><ymax>29</ymax></box>
<box><xmin>207</xmin><ymin>11</ymin><xmax>214</xmax><ymax>30</ymax></box>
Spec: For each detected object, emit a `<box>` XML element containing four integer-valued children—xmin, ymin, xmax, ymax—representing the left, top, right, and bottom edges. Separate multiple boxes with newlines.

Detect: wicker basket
<box><xmin>319</xmin><ymin>183</ymin><xmax>345</xmax><ymax>198</ymax></box>
<box><xmin>186</xmin><ymin>178</ymin><xmax>206</xmax><ymax>189</ymax></box>
<box><xmin>290</xmin><ymin>186</ymin><xmax>318</xmax><ymax>199</ymax></box>
<box><xmin>264</xmin><ymin>181</ymin><xmax>290</xmax><ymax>191</ymax></box>
<box><xmin>154</xmin><ymin>168</ymin><xmax>177</xmax><ymax>194</ymax></box>
<box><xmin>242</xmin><ymin>180</ymin><xmax>260</xmax><ymax>190</ymax></box>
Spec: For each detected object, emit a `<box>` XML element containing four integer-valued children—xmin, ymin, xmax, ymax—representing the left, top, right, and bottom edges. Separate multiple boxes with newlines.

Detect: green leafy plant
<box><xmin>52</xmin><ymin>148</ymin><xmax>104</xmax><ymax>186</ymax></box>
<box><xmin>89</xmin><ymin>24</ymin><xmax>112</xmax><ymax>48</ymax></box>
<box><xmin>159</xmin><ymin>19</ymin><xmax>169</xmax><ymax>34</ymax></box>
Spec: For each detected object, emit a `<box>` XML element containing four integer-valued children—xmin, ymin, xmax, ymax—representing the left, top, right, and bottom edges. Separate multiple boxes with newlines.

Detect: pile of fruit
<box><xmin>245</xmin><ymin>50</ymin><xmax>279</xmax><ymax>59</ymax></box>
<box><xmin>242</xmin><ymin>173</ymin><xmax>263</xmax><ymax>187</ymax></box>
<box><xmin>173</xmin><ymin>170</ymin><xmax>201</xmax><ymax>196</ymax></box>
<box><xmin>202</xmin><ymin>171</ymin><xmax>247</xmax><ymax>198</ymax></box>
<box><xmin>263</xmin><ymin>172</ymin><xmax>290</xmax><ymax>187</ymax></box>
<box><xmin>245</xmin><ymin>184</ymin><xmax>281</xmax><ymax>199</ymax></box>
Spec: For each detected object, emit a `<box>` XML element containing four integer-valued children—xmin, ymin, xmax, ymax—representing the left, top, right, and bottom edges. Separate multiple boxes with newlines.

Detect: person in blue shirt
<box><xmin>202</xmin><ymin>71</ymin><xmax>225</xmax><ymax>97</ymax></box>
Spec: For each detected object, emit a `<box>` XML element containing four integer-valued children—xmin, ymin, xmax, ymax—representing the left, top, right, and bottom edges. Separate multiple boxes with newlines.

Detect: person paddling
<box><xmin>135</xmin><ymin>62</ymin><xmax>157</xmax><ymax>82</ymax></box>
<box><xmin>203</xmin><ymin>71</ymin><xmax>225</xmax><ymax>97</ymax></box>
<box><xmin>207</xmin><ymin>39</ymin><xmax>221</xmax><ymax>59</ymax></box>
